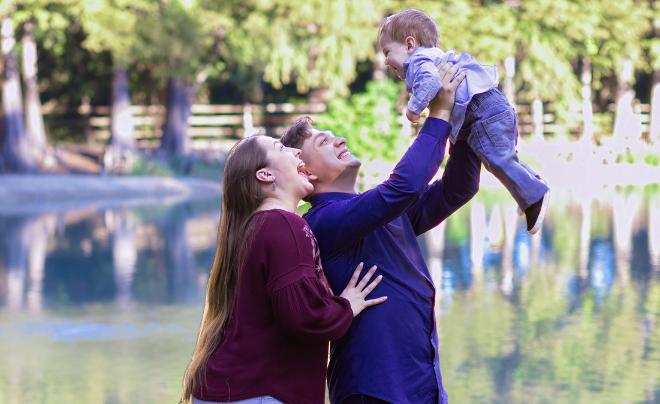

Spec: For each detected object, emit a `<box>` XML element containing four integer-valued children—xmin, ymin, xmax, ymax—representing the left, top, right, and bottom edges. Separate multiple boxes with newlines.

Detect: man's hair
<box><xmin>281</xmin><ymin>116</ymin><xmax>314</xmax><ymax>148</ymax></box>
<box><xmin>378</xmin><ymin>9</ymin><xmax>439</xmax><ymax>48</ymax></box>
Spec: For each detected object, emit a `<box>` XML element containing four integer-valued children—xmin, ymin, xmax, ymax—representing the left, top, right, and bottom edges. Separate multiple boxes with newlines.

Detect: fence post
<box><xmin>581</xmin><ymin>57</ymin><xmax>594</xmax><ymax>146</ymax></box>
<box><xmin>503</xmin><ymin>55</ymin><xmax>516</xmax><ymax>109</ymax></box>
<box><xmin>532</xmin><ymin>97</ymin><xmax>544</xmax><ymax>143</ymax></box>
<box><xmin>243</xmin><ymin>103</ymin><xmax>253</xmax><ymax>138</ymax></box>
<box><xmin>651</xmin><ymin>71</ymin><xmax>660</xmax><ymax>148</ymax></box>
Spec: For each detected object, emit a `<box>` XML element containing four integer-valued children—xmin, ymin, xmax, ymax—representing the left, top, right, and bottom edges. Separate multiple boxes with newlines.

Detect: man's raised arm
<box><xmin>306</xmin><ymin>65</ymin><xmax>467</xmax><ymax>252</ymax></box>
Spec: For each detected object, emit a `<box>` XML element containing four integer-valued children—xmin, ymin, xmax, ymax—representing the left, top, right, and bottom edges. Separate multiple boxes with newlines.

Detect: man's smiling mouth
<box><xmin>338</xmin><ymin>150</ymin><xmax>350</xmax><ymax>159</ymax></box>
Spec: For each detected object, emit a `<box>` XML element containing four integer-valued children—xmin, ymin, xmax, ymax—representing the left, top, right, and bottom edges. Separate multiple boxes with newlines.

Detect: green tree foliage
<box><xmin>261</xmin><ymin>0</ymin><xmax>381</xmax><ymax>96</ymax></box>
<box><xmin>314</xmin><ymin>78</ymin><xmax>408</xmax><ymax>162</ymax></box>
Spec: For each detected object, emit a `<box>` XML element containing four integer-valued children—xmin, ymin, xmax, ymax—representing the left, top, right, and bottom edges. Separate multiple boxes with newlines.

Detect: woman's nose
<box><xmin>288</xmin><ymin>147</ymin><xmax>301</xmax><ymax>157</ymax></box>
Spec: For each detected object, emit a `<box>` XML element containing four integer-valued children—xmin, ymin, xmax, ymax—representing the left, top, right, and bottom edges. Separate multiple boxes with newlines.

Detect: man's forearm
<box><xmin>428</xmin><ymin>108</ymin><xmax>451</xmax><ymax>122</ymax></box>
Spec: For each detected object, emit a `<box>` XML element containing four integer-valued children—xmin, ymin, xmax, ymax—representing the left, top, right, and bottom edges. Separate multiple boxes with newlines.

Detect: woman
<box><xmin>181</xmin><ymin>135</ymin><xmax>387</xmax><ymax>404</ymax></box>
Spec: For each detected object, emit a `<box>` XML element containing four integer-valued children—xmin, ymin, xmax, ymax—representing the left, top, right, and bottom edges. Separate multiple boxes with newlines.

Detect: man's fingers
<box><xmin>361</xmin><ymin>274</ymin><xmax>383</xmax><ymax>296</ymax></box>
<box><xmin>363</xmin><ymin>296</ymin><xmax>388</xmax><ymax>308</ymax></box>
<box><xmin>441</xmin><ymin>64</ymin><xmax>460</xmax><ymax>85</ymax></box>
<box><xmin>446</xmin><ymin>71</ymin><xmax>466</xmax><ymax>90</ymax></box>
<box><xmin>437</xmin><ymin>62</ymin><xmax>453</xmax><ymax>79</ymax></box>
<box><xmin>356</xmin><ymin>265</ymin><xmax>378</xmax><ymax>290</ymax></box>
<box><xmin>349</xmin><ymin>262</ymin><xmax>364</xmax><ymax>288</ymax></box>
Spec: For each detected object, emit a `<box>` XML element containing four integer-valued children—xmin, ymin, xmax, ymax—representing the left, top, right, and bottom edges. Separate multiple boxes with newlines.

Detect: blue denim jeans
<box><xmin>192</xmin><ymin>396</ymin><xmax>284</xmax><ymax>404</ymax></box>
<box><xmin>457</xmin><ymin>89</ymin><xmax>549</xmax><ymax>210</ymax></box>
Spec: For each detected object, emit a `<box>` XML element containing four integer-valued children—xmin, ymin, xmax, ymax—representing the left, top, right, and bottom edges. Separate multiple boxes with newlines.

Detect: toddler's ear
<box><xmin>406</xmin><ymin>36</ymin><xmax>416</xmax><ymax>51</ymax></box>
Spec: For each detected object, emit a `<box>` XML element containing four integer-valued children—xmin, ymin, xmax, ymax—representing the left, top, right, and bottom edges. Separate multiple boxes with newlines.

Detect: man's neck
<box><xmin>308</xmin><ymin>177</ymin><xmax>359</xmax><ymax>200</ymax></box>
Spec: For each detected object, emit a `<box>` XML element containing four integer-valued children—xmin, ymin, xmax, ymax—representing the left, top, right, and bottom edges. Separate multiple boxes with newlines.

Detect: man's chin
<box><xmin>345</xmin><ymin>156</ymin><xmax>362</xmax><ymax>167</ymax></box>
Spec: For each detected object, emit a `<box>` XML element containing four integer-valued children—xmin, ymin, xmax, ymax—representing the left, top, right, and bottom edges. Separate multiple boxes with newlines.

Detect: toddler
<box><xmin>378</xmin><ymin>8</ymin><xmax>550</xmax><ymax>235</ymax></box>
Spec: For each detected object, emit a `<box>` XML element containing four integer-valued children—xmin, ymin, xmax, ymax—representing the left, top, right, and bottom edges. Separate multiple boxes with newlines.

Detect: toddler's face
<box><xmin>379</xmin><ymin>34</ymin><xmax>416</xmax><ymax>80</ymax></box>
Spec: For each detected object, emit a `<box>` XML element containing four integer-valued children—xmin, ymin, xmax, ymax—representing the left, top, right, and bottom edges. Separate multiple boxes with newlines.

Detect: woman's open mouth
<box><xmin>297</xmin><ymin>161</ymin><xmax>308</xmax><ymax>179</ymax></box>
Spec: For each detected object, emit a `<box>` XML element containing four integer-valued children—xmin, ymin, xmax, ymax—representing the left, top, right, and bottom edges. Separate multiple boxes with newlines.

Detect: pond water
<box><xmin>1</xmin><ymin>185</ymin><xmax>659</xmax><ymax>404</ymax></box>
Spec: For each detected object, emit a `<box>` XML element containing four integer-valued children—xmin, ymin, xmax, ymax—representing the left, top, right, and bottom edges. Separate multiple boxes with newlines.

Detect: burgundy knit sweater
<box><xmin>194</xmin><ymin>209</ymin><xmax>353</xmax><ymax>404</ymax></box>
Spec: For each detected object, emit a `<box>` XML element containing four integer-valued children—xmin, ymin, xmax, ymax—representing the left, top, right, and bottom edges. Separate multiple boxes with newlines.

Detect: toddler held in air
<box><xmin>378</xmin><ymin>8</ymin><xmax>550</xmax><ymax>235</ymax></box>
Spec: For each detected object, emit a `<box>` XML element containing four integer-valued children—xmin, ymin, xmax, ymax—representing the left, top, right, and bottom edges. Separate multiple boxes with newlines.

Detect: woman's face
<box><xmin>256</xmin><ymin>136</ymin><xmax>314</xmax><ymax>199</ymax></box>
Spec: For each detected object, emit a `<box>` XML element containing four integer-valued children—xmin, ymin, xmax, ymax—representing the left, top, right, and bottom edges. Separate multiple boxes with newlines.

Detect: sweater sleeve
<box><xmin>262</xmin><ymin>211</ymin><xmax>352</xmax><ymax>342</ymax></box>
<box><xmin>271</xmin><ymin>276</ymin><xmax>352</xmax><ymax>343</ymax></box>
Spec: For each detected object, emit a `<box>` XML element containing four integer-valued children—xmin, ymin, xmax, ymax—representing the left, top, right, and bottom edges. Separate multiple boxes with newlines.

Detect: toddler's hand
<box><xmin>406</xmin><ymin>109</ymin><xmax>420</xmax><ymax>124</ymax></box>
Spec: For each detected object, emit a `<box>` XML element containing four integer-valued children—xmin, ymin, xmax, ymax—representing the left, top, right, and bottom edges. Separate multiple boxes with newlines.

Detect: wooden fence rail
<box><xmin>42</xmin><ymin>103</ymin><xmax>327</xmax><ymax>152</ymax></box>
<box><xmin>42</xmin><ymin>101</ymin><xmax>651</xmax><ymax>152</ymax></box>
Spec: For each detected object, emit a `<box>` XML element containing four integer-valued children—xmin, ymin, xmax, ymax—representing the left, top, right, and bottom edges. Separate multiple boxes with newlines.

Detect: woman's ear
<box><xmin>256</xmin><ymin>168</ymin><xmax>274</xmax><ymax>184</ymax></box>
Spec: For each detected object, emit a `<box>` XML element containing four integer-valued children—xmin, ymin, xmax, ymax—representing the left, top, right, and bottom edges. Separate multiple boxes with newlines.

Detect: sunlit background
<box><xmin>1</xmin><ymin>0</ymin><xmax>660</xmax><ymax>403</ymax></box>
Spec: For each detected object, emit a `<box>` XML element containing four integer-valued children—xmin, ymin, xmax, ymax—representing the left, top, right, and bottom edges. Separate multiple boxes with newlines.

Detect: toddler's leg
<box><xmin>467</xmin><ymin>103</ymin><xmax>549</xmax><ymax>234</ymax></box>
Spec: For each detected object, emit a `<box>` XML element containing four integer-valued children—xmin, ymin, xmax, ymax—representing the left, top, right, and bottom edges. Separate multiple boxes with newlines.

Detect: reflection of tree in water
<box><xmin>42</xmin><ymin>211</ymin><xmax>115</xmax><ymax>305</ymax></box>
<box><xmin>131</xmin><ymin>203</ymin><xmax>198</xmax><ymax>303</ymax></box>
<box><xmin>26</xmin><ymin>215</ymin><xmax>57</xmax><ymax>312</ymax></box>
<box><xmin>161</xmin><ymin>204</ymin><xmax>196</xmax><ymax>302</ymax></box>
<box><xmin>109</xmin><ymin>209</ymin><xmax>137</xmax><ymax>309</ymax></box>
<box><xmin>0</xmin><ymin>215</ymin><xmax>32</xmax><ymax>309</ymax></box>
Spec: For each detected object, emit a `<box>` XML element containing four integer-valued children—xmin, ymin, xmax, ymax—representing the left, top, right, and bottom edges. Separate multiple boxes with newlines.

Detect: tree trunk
<box><xmin>110</xmin><ymin>67</ymin><xmax>135</xmax><ymax>151</ymax></box>
<box><xmin>581</xmin><ymin>57</ymin><xmax>594</xmax><ymax>145</ymax></box>
<box><xmin>159</xmin><ymin>77</ymin><xmax>194</xmax><ymax>157</ymax></box>
<box><xmin>22</xmin><ymin>20</ymin><xmax>47</xmax><ymax>162</ymax></box>
<box><xmin>1</xmin><ymin>16</ymin><xmax>34</xmax><ymax>173</ymax></box>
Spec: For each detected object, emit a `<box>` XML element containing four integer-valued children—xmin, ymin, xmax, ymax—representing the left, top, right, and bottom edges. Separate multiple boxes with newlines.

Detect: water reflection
<box><xmin>2</xmin><ymin>188</ymin><xmax>660</xmax><ymax>404</ymax></box>
<box><xmin>0</xmin><ymin>201</ymin><xmax>219</xmax><ymax>312</ymax></box>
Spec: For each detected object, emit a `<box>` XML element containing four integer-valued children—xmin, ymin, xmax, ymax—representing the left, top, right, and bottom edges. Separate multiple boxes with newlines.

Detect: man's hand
<box><xmin>427</xmin><ymin>63</ymin><xmax>466</xmax><ymax>122</ymax></box>
<box><xmin>406</xmin><ymin>109</ymin><xmax>420</xmax><ymax>124</ymax></box>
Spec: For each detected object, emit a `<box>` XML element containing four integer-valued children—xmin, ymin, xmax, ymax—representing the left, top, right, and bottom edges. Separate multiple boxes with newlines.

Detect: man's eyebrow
<box><xmin>313</xmin><ymin>131</ymin><xmax>327</xmax><ymax>144</ymax></box>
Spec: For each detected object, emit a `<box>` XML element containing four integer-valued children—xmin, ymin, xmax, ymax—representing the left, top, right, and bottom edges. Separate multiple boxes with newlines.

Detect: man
<box><xmin>280</xmin><ymin>63</ymin><xmax>480</xmax><ymax>404</ymax></box>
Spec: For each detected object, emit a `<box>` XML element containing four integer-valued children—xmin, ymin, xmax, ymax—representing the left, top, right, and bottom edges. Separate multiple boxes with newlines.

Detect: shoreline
<box><xmin>0</xmin><ymin>174</ymin><xmax>222</xmax><ymax>215</ymax></box>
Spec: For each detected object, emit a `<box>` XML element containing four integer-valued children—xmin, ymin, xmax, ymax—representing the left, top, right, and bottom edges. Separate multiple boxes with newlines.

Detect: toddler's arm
<box><xmin>407</xmin><ymin>56</ymin><xmax>444</xmax><ymax>117</ymax></box>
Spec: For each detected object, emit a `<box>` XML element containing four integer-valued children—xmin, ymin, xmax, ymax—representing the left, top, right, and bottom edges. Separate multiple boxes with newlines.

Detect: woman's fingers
<box><xmin>348</xmin><ymin>262</ymin><xmax>364</xmax><ymax>288</ymax></box>
<box><xmin>360</xmin><ymin>273</ymin><xmax>383</xmax><ymax>297</ymax></box>
<box><xmin>363</xmin><ymin>296</ymin><xmax>388</xmax><ymax>308</ymax></box>
<box><xmin>355</xmin><ymin>265</ymin><xmax>378</xmax><ymax>291</ymax></box>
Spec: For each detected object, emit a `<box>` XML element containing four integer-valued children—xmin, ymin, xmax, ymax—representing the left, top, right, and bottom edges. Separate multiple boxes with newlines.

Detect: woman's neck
<box><xmin>257</xmin><ymin>196</ymin><xmax>297</xmax><ymax>213</ymax></box>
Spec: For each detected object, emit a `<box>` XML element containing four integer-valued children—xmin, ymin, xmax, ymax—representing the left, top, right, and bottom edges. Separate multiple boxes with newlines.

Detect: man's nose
<box><xmin>335</xmin><ymin>137</ymin><xmax>347</xmax><ymax>147</ymax></box>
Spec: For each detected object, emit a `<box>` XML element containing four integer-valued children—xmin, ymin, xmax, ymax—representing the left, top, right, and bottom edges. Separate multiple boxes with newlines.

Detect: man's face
<box><xmin>299</xmin><ymin>128</ymin><xmax>361</xmax><ymax>192</ymax></box>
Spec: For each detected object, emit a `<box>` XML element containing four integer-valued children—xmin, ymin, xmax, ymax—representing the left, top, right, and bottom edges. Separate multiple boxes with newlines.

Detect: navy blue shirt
<box><xmin>304</xmin><ymin>118</ymin><xmax>481</xmax><ymax>404</ymax></box>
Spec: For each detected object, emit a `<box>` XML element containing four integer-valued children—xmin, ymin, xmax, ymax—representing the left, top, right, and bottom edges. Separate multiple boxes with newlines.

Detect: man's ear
<box><xmin>256</xmin><ymin>168</ymin><xmax>274</xmax><ymax>184</ymax></box>
<box><xmin>406</xmin><ymin>36</ymin><xmax>416</xmax><ymax>51</ymax></box>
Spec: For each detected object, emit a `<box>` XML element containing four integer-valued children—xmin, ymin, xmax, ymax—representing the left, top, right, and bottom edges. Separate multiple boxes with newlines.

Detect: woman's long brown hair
<box><xmin>181</xmin><ymin>137</ymin><xmax>270</xmax><ymax>403</ymax></box>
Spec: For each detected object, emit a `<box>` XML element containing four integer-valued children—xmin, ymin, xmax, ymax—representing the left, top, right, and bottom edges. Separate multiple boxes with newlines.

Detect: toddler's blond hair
<box><xmin>378</xmin><ymin>9</ymin><xmax>439</xmax><ymax>47</ymax></box>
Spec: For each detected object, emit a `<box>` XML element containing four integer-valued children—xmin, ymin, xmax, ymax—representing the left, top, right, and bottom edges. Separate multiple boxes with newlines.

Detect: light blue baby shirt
<box><xmin>403</xmin><ymin>47</ymin><xmax>500</xmax><ymax>143</ymax></box>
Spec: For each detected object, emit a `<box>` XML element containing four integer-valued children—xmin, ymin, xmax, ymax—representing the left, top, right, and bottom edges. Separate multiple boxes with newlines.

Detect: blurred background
<box><xmin>1</xmin><ymin>0</ymin><xmax>660</xmax><ymax>403</ymax></box>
